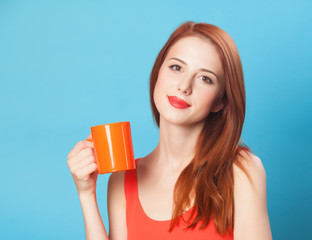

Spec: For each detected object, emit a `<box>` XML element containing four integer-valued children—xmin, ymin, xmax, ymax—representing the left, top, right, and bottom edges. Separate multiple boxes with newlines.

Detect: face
<box><xmin>153</xmin><ymin>36</ymin><xmax>225</xmax><ymax>127</ymax></box>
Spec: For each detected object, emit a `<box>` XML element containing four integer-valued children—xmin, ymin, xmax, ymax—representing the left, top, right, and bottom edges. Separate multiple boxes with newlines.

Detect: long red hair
<box><xmin>149</xmin><ymin>22</ymin><xmax>249</xmax><ymax>235</ymax></box>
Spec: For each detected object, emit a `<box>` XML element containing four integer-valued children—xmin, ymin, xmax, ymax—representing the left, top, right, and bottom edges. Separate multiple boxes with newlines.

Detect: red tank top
<box><xmin>124</xmin><ymin>159</ymin><xmax>233</xmax><ymax>240</ymax></box>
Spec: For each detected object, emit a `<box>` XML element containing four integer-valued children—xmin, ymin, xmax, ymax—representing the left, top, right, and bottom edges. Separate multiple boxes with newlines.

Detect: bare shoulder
<box><xmin>107</xmin><ymin>171</ymin><xmax>126</xmax><ymax>205</ymax></box>
<box><xmin>107</xmin><ymin>171</ymin><xmax>127</xmax><ymax>239</ymax></box>
<box><xmin>107</xmin><ymin>171</ymin><xmax>126</xmax><ymax>209</ymax></box>
<box><xmin>233</xmin><ymin>150</ymin><xmax>266</xmax><ymax>190</ymax></box>
<box><xmin>233</xmin><ymin>150</ymin><xmax>272</xmax><ymax>239</ymax></box>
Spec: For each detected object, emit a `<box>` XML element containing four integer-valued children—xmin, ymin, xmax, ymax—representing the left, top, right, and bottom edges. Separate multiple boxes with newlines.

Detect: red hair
<box><xmin>149</xmin><ymin>22</ymin><xmax>249</xmax><ymax>235</ymax></box>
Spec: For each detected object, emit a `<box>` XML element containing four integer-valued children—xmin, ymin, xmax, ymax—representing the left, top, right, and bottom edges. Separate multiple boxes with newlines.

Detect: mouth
<box><xmin>167</xmin><ymin>96</ymin><xmax>191</xmax><ymax>109</ymax></box>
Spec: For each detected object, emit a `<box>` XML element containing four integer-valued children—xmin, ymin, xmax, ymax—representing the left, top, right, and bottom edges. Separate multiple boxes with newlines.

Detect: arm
<box><xmin>79</xmin><ymin>171</ymin><xmax>127</xmax><ymax>240</ymax></box>
<box><xmin>107</xmin><ymin>171</ymin><xmax>127</xmax><ymax>240</ymax></box>
<box><xmin>79</xmin><ymin>193</ymin><xmax>109</xmax><ymax>240</ymax></box>
<box><xmin>233</xmin><ymin>152</ymin><xmax>272</xmax><ymax>240</ymax></box>
<box><xmin>67</xmin><ymin>137</ymin><xmax>109</xmax><ymax>240</ymax></box>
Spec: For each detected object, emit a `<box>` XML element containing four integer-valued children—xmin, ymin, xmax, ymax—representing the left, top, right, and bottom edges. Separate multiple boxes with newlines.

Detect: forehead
<box><xmin>166</xmin><ymin>36</ymin><xmax>223</xmax><ymax>75</ymax></box>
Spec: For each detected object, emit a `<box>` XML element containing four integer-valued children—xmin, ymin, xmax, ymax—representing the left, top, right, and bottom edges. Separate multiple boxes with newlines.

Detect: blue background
<box><xmin>0</xmin><ymin>0</ymin><xmax>311</xmax><ymax>239</ymax></box>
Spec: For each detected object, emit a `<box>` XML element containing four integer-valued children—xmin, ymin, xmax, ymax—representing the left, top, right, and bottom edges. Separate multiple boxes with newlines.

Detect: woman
<box><xmin>67</xmin><ymin>22</ymin><xmax>272</xmax><ymax>239</ymax></box>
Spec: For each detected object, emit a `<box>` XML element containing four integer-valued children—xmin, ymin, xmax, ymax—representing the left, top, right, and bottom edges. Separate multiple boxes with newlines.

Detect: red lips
<box><xmin>168</xmin><ymin>96</ymin><xmax>191</xmax><ymax>109</ymax></box>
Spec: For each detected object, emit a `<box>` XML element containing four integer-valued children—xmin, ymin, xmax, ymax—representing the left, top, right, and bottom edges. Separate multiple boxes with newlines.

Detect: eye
<box><xmin>169</xmin><ymin>64</ymin><xmax>182</xmax><ymax>72</ymax></box>
<box><xmin>201</xmin><ymin>75</ymin><xmax>213</xmax><ymax>84</ymax></box>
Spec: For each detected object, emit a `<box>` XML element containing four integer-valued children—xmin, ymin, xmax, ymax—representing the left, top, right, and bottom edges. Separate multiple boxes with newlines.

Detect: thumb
<box><xmin>87</xmin><ymin>133</ymin><xmax>92</xmax><ymax>140</ymax></box>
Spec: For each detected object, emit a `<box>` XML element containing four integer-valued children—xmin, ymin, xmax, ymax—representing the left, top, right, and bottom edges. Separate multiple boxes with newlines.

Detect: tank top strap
<box><xmin>124</xmin><ymin>158</ymin><xmax>141</xmax><ymax>228</ymax></box>
<box><xmin>124</xmin><ymin>167</ymin><xmax>137</xmax><ymax>206</ymax></box>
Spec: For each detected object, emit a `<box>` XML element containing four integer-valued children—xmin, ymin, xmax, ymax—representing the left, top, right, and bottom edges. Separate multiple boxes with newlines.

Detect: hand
<box><xmin>67</xmin><ymin>134</ymin><xmax>98</xmax><ymax>197</ymax></box>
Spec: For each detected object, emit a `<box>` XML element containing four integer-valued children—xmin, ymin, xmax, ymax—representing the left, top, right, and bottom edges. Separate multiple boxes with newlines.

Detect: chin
<box><xmin>159</xmin><ymin>113</ymin><xmax>205</xmax><ymax>127</ymax></box>
<box><xmin>156</xmin><ymin>102</ymin><xmax>208</xmax><ymax>127</ymax></box>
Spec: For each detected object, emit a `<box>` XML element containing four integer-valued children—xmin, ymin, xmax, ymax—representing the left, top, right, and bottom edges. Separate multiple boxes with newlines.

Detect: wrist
<box><xmin>78</xmin><ymin>191</ymin><xmax>96</xmax><ymax>203</ymax></box>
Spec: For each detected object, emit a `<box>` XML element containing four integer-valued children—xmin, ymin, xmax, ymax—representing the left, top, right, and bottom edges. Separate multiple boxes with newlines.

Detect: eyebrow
<box><xmin>169</xmin><ymin>57</ymin><xmax>219</xmax><ymax>80</ymax></box>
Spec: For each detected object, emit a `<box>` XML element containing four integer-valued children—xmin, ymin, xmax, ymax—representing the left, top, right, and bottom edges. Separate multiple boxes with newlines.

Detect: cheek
<box><xmin>153</xmin><ymin>79</ymin><xmax>165</xmax><ymax>107</ymax></box>
<box><xmin>153</xmin><ymin>73</ymin><xmax>173</xmax><ymax>112</ymax></box>
<box><xmin>153</xmin><ymin>79</ymin><xmax>161</xmax><ymax>97</ymax></box>
<box><xmin>197</xmin><ymin>90</ymin><xmax>217</xmax><ymax>105</ymax></box>
<box><xmin>154</xmin><ymin>74</ymin><xmax>170</xmax><ymax>96</ymax></box>
<box><xmin>195</xmin><ymin>89</ymin><xmax>221</xmax><ymax>114</ymax></box>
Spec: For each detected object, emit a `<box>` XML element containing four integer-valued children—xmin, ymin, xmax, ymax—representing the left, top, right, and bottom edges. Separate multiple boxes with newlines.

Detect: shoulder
<box><xmin>233</xmin><ymin>150</ymin><xmax>266</xmax><ymax>191</ymax></box>
<box><xmin>107</xmin><ymin>171</ymin><xmax>127</xmax><ymax>239</ymax></box>
<box><xmin>107</xmin><ymin>171</ymin><xmax>126</xmax><ymax>203</ymax></box>
<box><xmin>233</xmin><ymin>150</ymin><xmax>272</xmax><ymax>239</ymax></box>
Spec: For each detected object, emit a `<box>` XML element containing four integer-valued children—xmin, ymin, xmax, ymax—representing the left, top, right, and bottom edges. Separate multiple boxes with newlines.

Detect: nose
<box><xmin>177</xmin><ymin>75</ymin><xmax>193</xmax><ymax>95</ymax></box>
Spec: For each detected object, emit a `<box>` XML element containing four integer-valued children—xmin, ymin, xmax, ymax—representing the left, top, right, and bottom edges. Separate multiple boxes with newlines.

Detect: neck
<box><xmin>153</xmin><ymin>116</ymin><xmax>204</xmax><ymax>171</ymax></box>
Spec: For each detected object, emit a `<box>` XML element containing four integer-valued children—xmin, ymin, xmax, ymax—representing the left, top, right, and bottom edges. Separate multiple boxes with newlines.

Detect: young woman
<box><xmin>67</xmin><ymin>22</ymin><xmax>272</xmax><ymax>240</ymax></box>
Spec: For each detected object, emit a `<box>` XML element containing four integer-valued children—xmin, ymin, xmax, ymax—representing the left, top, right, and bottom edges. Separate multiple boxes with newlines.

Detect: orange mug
<box><xmin>86</xmin><ymin>121</ymin><xmax>135</xmax><ymax>174</ymax></box>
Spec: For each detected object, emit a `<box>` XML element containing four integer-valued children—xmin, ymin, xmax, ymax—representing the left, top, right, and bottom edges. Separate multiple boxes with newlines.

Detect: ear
<box><xmin>211</xmin><ymin>99</ymin><xmax>224</xmax><ymax>113</ymax></box>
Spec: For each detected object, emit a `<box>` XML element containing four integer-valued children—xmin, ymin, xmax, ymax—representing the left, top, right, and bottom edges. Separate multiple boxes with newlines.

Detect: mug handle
<box><xmin>85</xmin><ymin>138</ymin><xmax>93</xmax><ymax>142</ymax></box>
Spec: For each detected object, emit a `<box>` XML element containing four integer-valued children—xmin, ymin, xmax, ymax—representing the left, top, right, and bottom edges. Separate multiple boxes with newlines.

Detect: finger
<box><xmin>76</xmin><ymin>163</ymin><xmax>98</xmax><ymax>181</ymax></box>
<box><xmin>68</xmin><ymin>147</ymin><xmax>94</xmax><ymax>168</ymax></box>
<box><xmin>87</xmin><ymin>133</ymin><xmax>92</xmax><ymax>139</ymax></box>
<box><xmin>71</xmin><ymin>155</ymin><xmax>96</xmax><ymax>173</ymax></box>
<box><xmin>68</xmin><ymin>140</ymin><xmax>93</xmax><ymax>159</ymax></box>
